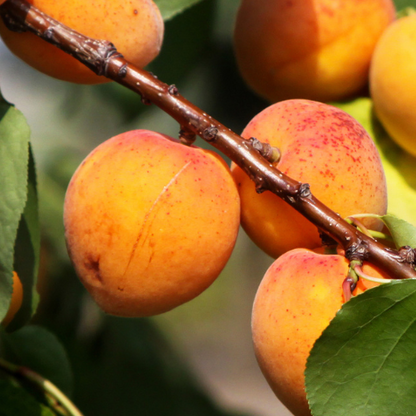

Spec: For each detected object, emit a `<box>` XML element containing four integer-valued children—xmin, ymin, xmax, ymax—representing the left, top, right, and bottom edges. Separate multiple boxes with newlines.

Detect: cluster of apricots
<box><xmin>233</xmin><ymin>0</ymin><xmax>416</xmax><ymax>414</ymax></box>
<box><xmin>60</xmin><ymin>96</ymin><xmax>391</xmax><ymax>416</ymax></box>
<box><xmin>232</xmin><ymin>99</ymin><xmax>390</xmax><ymax>416</ymax></box>
<box><xmin>0</xmin><ymin>0</ymin><xmax>404</xmax><ymax>415</ymax></box>
<box><xmin>61</xmin><ymin>98</ymin><xmax>389</xmax><ymax>324</ymax></box>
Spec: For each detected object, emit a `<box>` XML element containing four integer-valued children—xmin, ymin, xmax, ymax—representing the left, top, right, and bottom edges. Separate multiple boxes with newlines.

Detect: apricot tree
<box><xmin>1</xmin><ymin>1</ymin><xmax>416</xmax><ymax>416</ymax></box>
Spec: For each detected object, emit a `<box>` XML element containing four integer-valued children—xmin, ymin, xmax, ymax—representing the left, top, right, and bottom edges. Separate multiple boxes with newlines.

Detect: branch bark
<box><xmin>1</xmin><ymin>0</ymin><xmax>415</xmax><ymax>280</ymax></box>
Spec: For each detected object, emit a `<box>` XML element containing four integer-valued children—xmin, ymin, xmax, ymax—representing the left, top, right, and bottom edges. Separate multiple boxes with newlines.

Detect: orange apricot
<box><xmin>63</xmin><ymin>130</ymin><xmax>240</xmax><ymax>317</ymax></box>
<box><xmin>2</xmin><ymin>271</ymin><xmax>23</xmax><ymax>327</ymax></box>
<box><xmin>231</xmin><ymin>99</ymin><xmax>387</xmax><ymax>258</ymax></box>
<box><xmin>370</xmin><ymin>13</ymin><xmax>416</xmax><ymax>157</ymax></box>
<box><xmin>0</xmin><ymin>0</ymin><xmax>164</xmax><ymax>84</ymax></box>
<box><xmin>233</xmin><ymin>0</ymin><xmax>395</xmax><ymax>103</ymax></box>
<box><xmin>252</xmin><ymin>248</ymin><xmax>389</xmax><ymax>416</ymax></box>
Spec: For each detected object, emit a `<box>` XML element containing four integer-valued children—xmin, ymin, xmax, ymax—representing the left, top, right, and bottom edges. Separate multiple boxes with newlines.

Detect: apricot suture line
<box><xmin>1</xmin><ymin>0</ymin><xmax>416</xmax><ymax>281</ymax></box>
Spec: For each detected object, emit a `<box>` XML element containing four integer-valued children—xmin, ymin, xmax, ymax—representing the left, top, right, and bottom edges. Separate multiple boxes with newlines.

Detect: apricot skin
<box><xmin>2</xmin><ymin>272</ymin><xmax>23</xmax><ymax>327</ymax></box>
<box><xmin>63</xmin><ymin>130</ymin><xmax>240</xmax><ymax>317</ymax></box>
<box><xmin>0</xmin><ymin>0</ymin><xmax>164</xmax><ymax>84</ymax></box>
<box><xmin>234</xmin><ymin>0</ymin><xmax>395</xmax><ymax>103</ymax></box>
<box><xmin>252</xmin><ymin>248</ymin><xmax>387</xmax><ymax>416</ymax></box>
<box><xmin>231</xmin><ymin>99</ymin><xmax>387</xmax><ymax>258</ymax></box>
<box><xmin>370</xmin><ymin>14</ymin><xmax>416</xmax><ymax>157</ymax></box>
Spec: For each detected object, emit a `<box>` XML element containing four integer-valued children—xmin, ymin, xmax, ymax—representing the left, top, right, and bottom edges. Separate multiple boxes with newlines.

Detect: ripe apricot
<box><xmin>2</xmin><ymin>272</ymin><xmax>23</xmax><ymax>327</ymax></box>
<box><xmin>252</xmin><ymin>248</ymin><xmax>388</xmax><ymax>416</ymax></box>
<box><xmin>234</xmin><ymin>0</ymin><xmax>395</xmax><ymax>103</ymax></box>
<box><xmin>64</xmin><ymin>130</ymin><xmax>240</xmax><ymax>317</ymax></box>
<box><xmin>370</xmin><ymin>13</ymin><xmax>416</xmax><ymax>157</ymax></box>
<box><xmin>0</xmin><ymin>0</ymin><xmax>164</xmax><ymax>84</ymax></box>
<box><xmin>231</xmin><ymin>99</ymin><xmax>387</xmax><ymax>258</ymax></box>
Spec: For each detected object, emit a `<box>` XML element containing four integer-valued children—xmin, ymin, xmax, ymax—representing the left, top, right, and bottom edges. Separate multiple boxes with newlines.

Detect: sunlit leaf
<box><xmin>379</xmin><ymin>214</ymin><xmax>416</xmax><ymax>248</ymax></box>
<box><xmin>306</xmin><ymin>280</ymin><xmax>416</xmax><ymax>416</ymax></box>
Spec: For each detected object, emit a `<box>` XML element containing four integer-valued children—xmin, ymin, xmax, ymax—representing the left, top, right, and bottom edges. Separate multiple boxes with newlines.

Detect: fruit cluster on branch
<box><xmin>1</xmin><ymin>0</ymin><xmax>415</xmax><ymax>283</ymax></box>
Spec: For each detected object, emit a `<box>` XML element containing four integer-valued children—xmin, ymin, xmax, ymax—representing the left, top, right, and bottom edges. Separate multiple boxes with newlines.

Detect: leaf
<box><xmin>0</xmin><ymin>90</ymin><xmax>30</xmax><ymax>322</ymax></box>
<box><xmin>154</xmin><ymin>0</ymin><xmax>206</xmax><ymax>20</ymax></box>
<box><xmin>306</xmin><ymin>280</ymin><xmax>416</xmax><ymax>416</ymax></box>
<box><xmin>333</xmin><ymin>98</ymin><xmax>416</xmax><ymax>227</ymax></box>
<box><xmin>0</xmin><ymin>325</ymin><xmax>73</xmax><ymax>397</ymax></box>
<box><xmin>395</xmin><ymin>0</ymin><xmax>416</xmax><ymax>12</ymax></box>
<box><xmin>147</xmin><ymin>0</ymin><xmax>215</xmax><ymax>84</ymax></box>
<box><xmin>0</xmin><ymin>378</ymin><xmax>55</xmax><ymax>416</ymax></box>
<box><xmin>7</xmin><ymin>146</ymin><xmax>40</xmax><ymax>331</ymax></box>
<box><xmin>378</xmin><ymin>214</ymin><xmax>416</xmax><ymax>248</ymax></box>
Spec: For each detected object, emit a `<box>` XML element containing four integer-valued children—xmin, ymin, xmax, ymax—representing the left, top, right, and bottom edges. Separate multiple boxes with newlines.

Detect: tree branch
<box><xmin>1</xmin><ymin>0</ymin><xmax>415</xmax><ymax>280</ymax></box>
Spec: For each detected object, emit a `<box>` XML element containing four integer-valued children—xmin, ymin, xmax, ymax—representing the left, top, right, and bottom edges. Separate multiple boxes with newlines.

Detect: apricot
<box><xmin>252</xmin><ymin>248</ymin><xmax>388</xmax><ymax>416</ymax></box>
<box><xmin>231</xmin><ymin>99</ymin><xmax>387</xmax><ymax>258</ymax></box>
<box><xmin>63</xmin><ymin>130</ymin><xmax>240</xmax><ymax>317</ymax></box>
<box><xmin>370</xmin><ymin>13</ymin><xmax>416</xmax><ymax>157</ymax></box>
<box><xmin>233</xmin><ymin>0</ymin><xmax>395</xmax><ymax>103</ymax></box>
<box><xmin>2</xmin><ymin>272</ymin><xmax>23</xmax><ymax>327</ymax></box>
<box><xmin>0</xmin><ymin>0</ymin><xmax>164</xmax><ymax>84</ymax></box>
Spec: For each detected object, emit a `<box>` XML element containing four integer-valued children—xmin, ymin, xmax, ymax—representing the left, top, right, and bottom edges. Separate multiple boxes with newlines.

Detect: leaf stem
<box><xmin>0</xmin><ymin>357</ymin><xmax>84</xmax><ymax>416</ymax></box>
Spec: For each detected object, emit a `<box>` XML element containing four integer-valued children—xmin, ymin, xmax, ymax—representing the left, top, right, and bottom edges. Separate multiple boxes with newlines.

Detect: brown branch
<box><xmin>1</xmin><ymin>0</ymin><xmax>416</xmax><ymax>280</ymax></box>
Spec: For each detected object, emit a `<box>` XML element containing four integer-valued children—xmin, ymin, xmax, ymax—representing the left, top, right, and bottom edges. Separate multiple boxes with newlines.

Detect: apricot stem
<box><xmin>369</xmin><ymin>230</ymin><xmax>393</xmax><ymax>241</ymax></box>
<box><xmin>0</xmin><ymin>358</ymin><xmax>84</xmax><ymax>416</ymax></box>
<box><xmin>347</xmin><ymin>214</ymin><xmax>393</xmax><ymax>241</ymax></box>
<box><xmin>352</xmin><ymin>261</ymin><xmax>393</xmax><ymax>284</ymax></box>
<box><xmin>348</xmin><ymin>213</ymin><xmax>382</xmax><ymax>220</ymax></box>
<box><xmin>347</xmin><ymin>217</ymin><xmax>373</xmax><ymax>238</ymax></box>
<box><xmin>2</xmin><ymin>0</ymin><xmax>416</xmax><ymax>281</ymax></box>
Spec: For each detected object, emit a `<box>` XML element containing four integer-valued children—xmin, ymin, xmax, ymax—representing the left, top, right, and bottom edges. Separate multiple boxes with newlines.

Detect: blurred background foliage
<box><xmin>1</xmin><ymin>0</ymin><xmax>416</xmax><ymax>414</ymax></box>
<box><xmin>0</xmin><ymin>0</ymin><xmax>284</xmax><ymax>415</ymax></box>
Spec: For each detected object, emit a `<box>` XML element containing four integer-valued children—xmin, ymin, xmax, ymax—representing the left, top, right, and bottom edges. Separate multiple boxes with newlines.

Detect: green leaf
<box><xmin>154</xmin><ymin>0</ymin><xmax>206</xmax><ymax>20</ymax></box>
<box><xmin>0</xmin><ymin>90</ymin><xmax>30</xmax><ymax>323</ymax></box>
<box><xmin>7</xmin><ymin>146</ymin><xmax>40</xmax><ymax>331</ymax></box>
<box><xmin>378</xmin><ymin>214</ymin><xmax>416</xmax><ymax>248</ymax></box>
<box><xmin>147</xmin><ymin>0</ymin><xmax>215</xmax><ymax>84</ymax></box>
<box><xmin>0</xmin><ymin>378</ymin><xmax>55</xmax><ymax>416</ymax></box>
<box><xmin>306</xmin><ymin>280</ymin><xmax>416</xmax><ymax>416</ymax></box>
<box><xmin>395</xmin><ymin>0</ymin><xmax>416</xmax><ymax>12</ymax></box>
<box><xmin>1</xmin><ymin>325</ymin><xmax>73</xmax><ymax>397</ymax></box>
